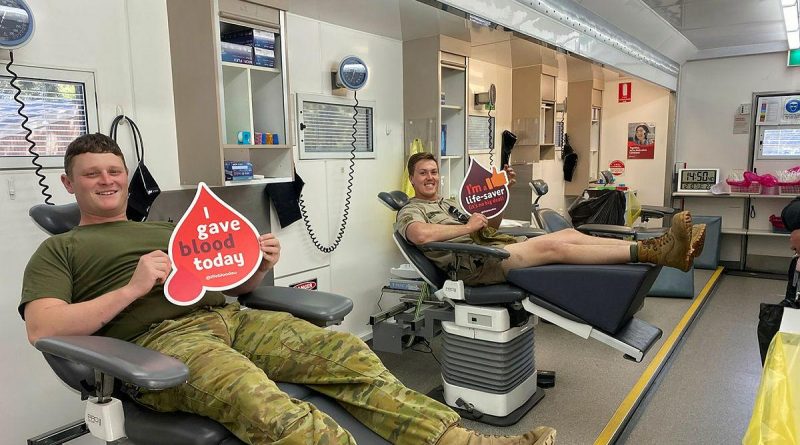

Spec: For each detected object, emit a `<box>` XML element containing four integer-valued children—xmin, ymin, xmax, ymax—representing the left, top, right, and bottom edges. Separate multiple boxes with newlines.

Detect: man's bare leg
<box><xmin>501</xmin><ymin>211</ymin><xmax>706</xmax><ymax>273</ymax></box>
<box><xmin>501</xmin><ymin>237</ymin><xmax>631</xmax><ymax>271</ymax></box>
<box><xmin>543</xmin><ymin>228</ymin><xmax>635</xmax><ymax>247</ymax></box>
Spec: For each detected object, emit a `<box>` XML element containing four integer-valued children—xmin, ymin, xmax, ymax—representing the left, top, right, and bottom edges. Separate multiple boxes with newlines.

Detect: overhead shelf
<box><xmin>221</xmin><ymin>61</ymin><xmax>280</xmax><ymax>73</ymax></box>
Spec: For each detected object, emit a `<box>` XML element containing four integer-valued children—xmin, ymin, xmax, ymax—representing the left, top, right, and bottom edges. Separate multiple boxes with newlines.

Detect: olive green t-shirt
<box><xmin>394</xmin><ymin>197</ymin><xmax>522</xmax><ymax>285</ymax></box>
<box><xmin>19</xmin><ymin>220</ymin><xmax>226</xmax><ymax>341</ymax></box>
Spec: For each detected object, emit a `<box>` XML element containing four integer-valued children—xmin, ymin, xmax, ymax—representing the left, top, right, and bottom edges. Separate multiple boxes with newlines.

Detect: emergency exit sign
<box><xmin>789</xmin><ymin>49</ymin><xmax>800</xmax><ymax>67</ymax></box>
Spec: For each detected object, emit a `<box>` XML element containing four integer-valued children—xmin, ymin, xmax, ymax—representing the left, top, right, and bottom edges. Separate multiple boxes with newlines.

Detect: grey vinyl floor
<box><xmin>618</xmin><ymin>274</ymin><xmax>781</xmax><ymax>445</ymax></box>
<box><xmin>375</xmin><ymin>269</ymin><xmax>776</xmax><ymax>445</ymax></box>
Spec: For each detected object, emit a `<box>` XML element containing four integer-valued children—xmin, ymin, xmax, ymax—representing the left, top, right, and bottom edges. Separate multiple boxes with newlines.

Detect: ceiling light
<box><xmin>785</xmin><ymin>5</ymin><xmax>799</xmax><ymax>31</ymax></box>
<box><xmin>789</xmin><ymin>30</ymin><xmax>800</xmax><ymax>49</ymax></box>
<box><xmin>783</xmin><ymin>0</ymin><xmax>796</xmax><ymax>6</ymax></box>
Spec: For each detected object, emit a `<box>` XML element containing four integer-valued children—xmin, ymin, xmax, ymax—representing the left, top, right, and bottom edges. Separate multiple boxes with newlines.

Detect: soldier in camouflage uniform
<box><xmin>398</xmin><ymin>152</ymin><xmax>705</xmax><ymax>284</ymax></box>
<box><xmin>20</xmin><ymin>134</ymin><xmax>557</xmax><ymax>444</ymax></box>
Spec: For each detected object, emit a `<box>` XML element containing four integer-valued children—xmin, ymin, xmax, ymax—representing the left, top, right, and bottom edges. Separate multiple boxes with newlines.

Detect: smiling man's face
<box><xmin>410</xmin><ymin>159</ymin><xmax>440</xmax><ymax>200</ymax></box>
<box><xmin>61</xmin><ymin>152</ymin><xmax>129</xmax><ymax>225</ymax></box>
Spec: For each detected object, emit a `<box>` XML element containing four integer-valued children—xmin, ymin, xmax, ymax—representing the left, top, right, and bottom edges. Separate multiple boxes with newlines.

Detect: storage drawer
<box><xmin>219</xmin><ymin>0</ymin><xmax>280</xmax><ymax>27</ymax></box>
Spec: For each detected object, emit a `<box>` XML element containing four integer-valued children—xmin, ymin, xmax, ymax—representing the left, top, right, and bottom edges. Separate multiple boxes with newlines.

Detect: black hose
<box><xmin>7</xmin><ymin>50</ymin><xmax>53</xmax><ymax>204</ymax></box>
<box><xmin>299</xmin><ymin>90</ymin><xmax>359</xmax><ymax>253</ymax></box>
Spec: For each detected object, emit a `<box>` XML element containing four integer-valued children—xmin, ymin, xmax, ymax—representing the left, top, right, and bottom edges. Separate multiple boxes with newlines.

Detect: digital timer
<box><xmin>677</xmin><ymin>168</ymin><xmax>720</xmax><ymax>192</ymax></box>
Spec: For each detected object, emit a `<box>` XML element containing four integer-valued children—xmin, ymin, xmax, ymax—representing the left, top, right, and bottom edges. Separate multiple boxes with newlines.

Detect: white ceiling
<box><xmin>287</xmin><ymin>0</ymin><xmax>790</xmax><ymax>62</ymax></box>
<box><xmin>641</xmin><ymin>0</ymin><xmax>786</xmax><ymax>50</ymax></box>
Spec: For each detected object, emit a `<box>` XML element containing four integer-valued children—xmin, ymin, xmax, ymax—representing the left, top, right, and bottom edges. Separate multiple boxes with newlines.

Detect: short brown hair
<box><xmin>407</xmin><ymin>152</ymin><xmax>437</xmax><ymax>176</ymax></box>
<box><xmin>64</xmin><ymin>133</ymin><xmax>126</xmax><ymax>177</ymax></box>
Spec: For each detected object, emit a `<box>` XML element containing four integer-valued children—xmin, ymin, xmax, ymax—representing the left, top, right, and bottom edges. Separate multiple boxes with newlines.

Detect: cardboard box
<box><xmin>253</xmin><ymin>47</ymin><xmax>275</xmax><ymax>68</ymax></box>
<box><xmin>222</xmin><ymin>29</ymin><xmax>275</xmax><ymax>50</ymax></box>
<box><xmin>224</xmin><ymin>160</ymin><xmax>254</xmax><ymax>180</ymax></box>
<box><xmin>221</xmin><ymin>42</ymin><xmax>253</xmax><ymax>65</ymax></box>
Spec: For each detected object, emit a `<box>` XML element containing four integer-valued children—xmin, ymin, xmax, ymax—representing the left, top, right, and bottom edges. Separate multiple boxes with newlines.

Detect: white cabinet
<box><xmin>674</xmin><ymin>192</ymin><xmax>794</xmax><ymax>272</ymax></box>
<box><xmin>166</xmin><ymin>0</ymin><xmax>293</xmax><ymax>186</ymax></box>
<box><xmin>403</xmin><ymin>36</ymin><xmax>470</xmax><ymax>199</ymax></box>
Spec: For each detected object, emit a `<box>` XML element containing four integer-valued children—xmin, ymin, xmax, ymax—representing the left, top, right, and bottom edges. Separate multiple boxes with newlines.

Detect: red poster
<box><xmin>459</xmin><ymin>159</ymin><xmax>509</xmax><ymax>218</ymax></box>
<box><xmin>618</xmin><ymin>82</ymin><xmax>632</xmax><ymax>103</ymax></box>
<box><xmin>164</xmin><ymin>183</ymin><xmax>262</xmax><ymax>306</ymax></box>
<box><xmin>627</xmin><ymin>142</ymin><xmax>654</xmax><ymax>159</ymax></box>
<box><xmin>627</xmin><ymin>122</ymin><xmax>655</xmax><ymax>159</ymax></box>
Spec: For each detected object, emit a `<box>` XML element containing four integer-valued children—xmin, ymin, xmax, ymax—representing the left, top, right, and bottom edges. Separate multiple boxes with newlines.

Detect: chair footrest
<box><xmin>590</xmin><ymin>318</ymin><xmax>662</xmax><ymax>362</ymax></box>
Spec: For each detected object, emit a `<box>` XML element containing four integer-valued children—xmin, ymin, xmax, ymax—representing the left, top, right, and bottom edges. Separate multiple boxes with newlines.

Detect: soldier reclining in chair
<box><xmin>397</xmin><ymin>153</ymin><xmax>706</xmax><ymax>286</ymax></box>
<box><xmin>19</xmin><ymin>134</ymin><xmax>556</xmax><ymax>445</ymax></box>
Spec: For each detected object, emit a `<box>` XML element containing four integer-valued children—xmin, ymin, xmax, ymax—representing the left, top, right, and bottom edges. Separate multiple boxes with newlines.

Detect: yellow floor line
<box><xmin>594</xmin><ymin>266</ymin><xmax>725</xmax><ymax>445</ymax></box>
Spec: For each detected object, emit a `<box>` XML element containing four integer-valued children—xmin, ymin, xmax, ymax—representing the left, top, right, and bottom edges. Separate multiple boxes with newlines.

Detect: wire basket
<box><xmin>779</xmin><ymin>183</ymin><xmax>800</xmax><ymax>195</ymax></box>
<box><xmin>728</xmin><ymin>183</ymin><xmax>761</xmax><ymax>194</ymax></box>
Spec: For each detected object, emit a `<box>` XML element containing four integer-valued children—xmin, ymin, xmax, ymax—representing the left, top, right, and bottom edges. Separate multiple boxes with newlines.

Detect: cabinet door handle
<box><xmin>750</xmin><ymin>205</ymin><xmax>756</xmax><ymax>219</ymax></box>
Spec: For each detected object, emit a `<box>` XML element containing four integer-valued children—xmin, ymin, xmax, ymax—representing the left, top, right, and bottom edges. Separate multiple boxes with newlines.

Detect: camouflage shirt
<box><xmin>395</xmin><ymin>197</ymin><xmax>522</xmax><ymax>285</ymax></box>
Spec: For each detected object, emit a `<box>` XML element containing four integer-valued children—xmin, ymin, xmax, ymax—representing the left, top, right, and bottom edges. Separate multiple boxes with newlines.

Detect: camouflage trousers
<box><xmin>132</xmin><ymin>303</ymin><xmax>459</xmax><ymax>445</ymax></box>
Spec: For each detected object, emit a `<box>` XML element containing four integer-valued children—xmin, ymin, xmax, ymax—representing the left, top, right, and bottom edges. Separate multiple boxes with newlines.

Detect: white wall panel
<box><xmin>2</xmin><ymin>1</ymin><xmax>180</xmax><ymax>442</ymax></box>
<box><xmin>283</xmin><ymin>14</ymin><xmax>405</xmax><ymax>338</ymax></box>
<box><xmin>600</xmin><ymin>78</ymin><xmax>671</xmax><ymax>210</ymax></box>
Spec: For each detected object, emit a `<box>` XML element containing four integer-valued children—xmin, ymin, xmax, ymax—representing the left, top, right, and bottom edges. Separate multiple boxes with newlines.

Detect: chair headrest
<box><xmin>377</xmin><ymin>191</ymin><xmax>410</xmax><ymax>211</ymax></box>
<box><xmin>530</xmin><ymin>179</ymin><xmax>548</xmax><ymax>197</ymax></box>
<box><xmin>539</xmin><ymin>208</ymin><xmax>572</xmax><ymax>233</ymax></box>
<box><xmin>30</xmin><ymin>203</ymin><xmax>81</xmax><ymax>235</ymax></box>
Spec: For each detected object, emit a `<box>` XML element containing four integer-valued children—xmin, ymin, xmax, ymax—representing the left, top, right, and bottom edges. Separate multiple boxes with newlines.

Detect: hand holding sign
<box><xmin>164</xmin><ymin>183</ymin><xmax>262</xmax><ymax>306</ymax></box>
<box><xmin>459</xmin><ymin>159</ymin><xmax>510</xmax><ymax>219</ymax></box>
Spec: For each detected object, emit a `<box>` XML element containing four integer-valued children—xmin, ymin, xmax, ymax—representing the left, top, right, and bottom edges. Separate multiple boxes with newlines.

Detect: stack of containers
<box><xmin>221</xmin><ymin>27</ymin><xmax>275</xmax><ymax>68</ymax></box>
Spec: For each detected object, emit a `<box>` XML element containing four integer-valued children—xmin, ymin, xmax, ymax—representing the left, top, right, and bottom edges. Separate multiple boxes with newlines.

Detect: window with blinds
<box><xmin>0</xmin><ymin>66</ymin><xmax>97</xmax><ymax>169</ymax></box>
<box><xmin>296</xmin><ymin>93</ymin><xmax>375</xmax><ymax>159</ymax></box>
<box><xmin>468</xmin><ymin>115</ymin><xmax>494</xmax><ymax>153</ymax></box>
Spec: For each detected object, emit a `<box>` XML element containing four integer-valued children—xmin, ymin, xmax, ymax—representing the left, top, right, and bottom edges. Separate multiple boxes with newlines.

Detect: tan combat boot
<box><xmin>436</xmin><ymin>424</ymin><xmax>556</xmax><ymax>445</ymax></box>
<box><xmin>691</xmin><ymin>224</ymin><xmax>706</xmax><ymax>258</ymax></box>
<box><xmin>637</xmin><ymin>211</ymin><xmax>706</xmax><ymax>272</ymax></box>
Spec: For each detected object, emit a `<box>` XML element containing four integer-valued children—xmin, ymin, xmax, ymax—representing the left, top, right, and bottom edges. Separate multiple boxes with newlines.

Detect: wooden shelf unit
<box><xmin>165</xmin><ymin>0</ymin><xmax>293</xmax><ymax>186</ymax></box>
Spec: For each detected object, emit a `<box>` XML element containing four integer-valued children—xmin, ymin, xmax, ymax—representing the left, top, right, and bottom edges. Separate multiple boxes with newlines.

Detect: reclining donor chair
<box><xmin>529</xmin><ymin>178</ymin><xmax>675</xmax><ymax>238</ymax></box>
<box><xmin>375</xmin><ymin>191</ymin><xmax>664</xmax><ymax>426</ymax></box>
<box><xmin>27</xmin><ymin>187</ymin><xmax>390</xmax><ymax>445</ymax></box>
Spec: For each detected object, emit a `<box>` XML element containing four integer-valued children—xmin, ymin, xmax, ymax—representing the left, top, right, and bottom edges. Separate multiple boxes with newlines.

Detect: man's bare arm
<box><xmin>23</xmin><ymin>250</ymin><xmax>171</xmax><ymax>345</ymax></box>
<box><xmin>405</xmin><ymin>213</ymin><xmax>488</xmax><ymax>244</ymax></box>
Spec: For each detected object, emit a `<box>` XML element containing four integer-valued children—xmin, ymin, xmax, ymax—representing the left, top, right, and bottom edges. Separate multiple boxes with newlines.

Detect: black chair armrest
<box><xmin>498</xmin><ymin>227</ymin><xmax>546</xmax><ymax>238</ymax></box>
<box><xmin>641</xmin><ymin>205</ymin><xmax>675</xmax><ymax>216</ymax></box>
<box><xmin>35</xmin><ymin>336</ymin><xmax>188</xmax><ymax>390</ymax></box>
<box><xmin>239</xmin><ymin>286</ymin><xmax>354</xmax><ymax>324</ymax></box>
<box><xmin>419</xmin><ymin>241</ymin><xmax>511</xmax><ymax>259</ymax></box>
<box><xmin>576</xmin><ymin>224</ymin><xmax>635</xmax><ymax>236</ymax></box>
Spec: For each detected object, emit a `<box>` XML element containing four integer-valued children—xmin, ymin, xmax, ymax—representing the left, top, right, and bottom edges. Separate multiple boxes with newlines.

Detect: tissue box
<box><xmin>222</xmin><ymin>29</ymin><xmax>275</xmax><ymax>50</ymax></box>
<box><xmin>253</xmin><ymin>47</ymin><xmax>275</xmax><ymax>68</ymax></box>
<box><xmin>224</xmin><ymin>161</ymin><xmax>254</xmax><ymax>180</ymax></box>
<box><xmin>221</xmin><ymin>42</ymin><xmax>253</xmax><ymax>65</ymax></box>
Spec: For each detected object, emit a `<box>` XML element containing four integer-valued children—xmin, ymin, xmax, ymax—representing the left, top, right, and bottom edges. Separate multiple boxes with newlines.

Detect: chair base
<box><xmin>28</xmin><ymin>420</ymin><xmax>89</xmax><ymax>445</ymax></box>
<box><xmin>427</xmin><ymin>385</ymin><xmax>545</xmax><ymax>427</ymax></box>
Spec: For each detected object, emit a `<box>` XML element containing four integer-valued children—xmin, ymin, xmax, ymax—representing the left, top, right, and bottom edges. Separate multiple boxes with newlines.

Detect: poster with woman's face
<box><xmin>627</xmin><ymin>122</ymin><xmax>655</xmax><ymax>159</ymax></box>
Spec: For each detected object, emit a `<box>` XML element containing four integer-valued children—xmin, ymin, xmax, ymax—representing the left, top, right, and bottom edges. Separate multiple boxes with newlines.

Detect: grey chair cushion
<box><xmin>647</xmin><ymin>266</ymin><xmax>695</xmax><ymax>298</ymax></box>
<box><xmin>122</xmin><ymin>383</ymin><xmax>388</xmax><ymax>445</ymax></box>
<box><xmin>692</xmin><ymin>216</ymin><xmax>721</xmax><ymax>269</ymax></box>
<box><xmin>507</xmin><ymin>264</ymin><xmax>659</xmax><ymax>334</ymax></box>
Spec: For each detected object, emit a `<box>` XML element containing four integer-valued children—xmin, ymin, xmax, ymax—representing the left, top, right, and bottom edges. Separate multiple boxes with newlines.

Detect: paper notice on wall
<box><xmin>756</xmin><ymin>97</ymin><xmax>781</xmax><ymax>125</ymax></box>
<box><xmin>733</xmin><ymin>103</ymin><xmax>750</xmax><ymax>134</ymax></box>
